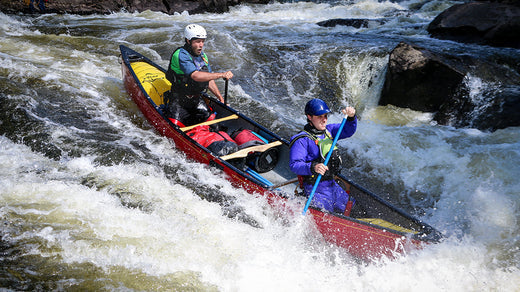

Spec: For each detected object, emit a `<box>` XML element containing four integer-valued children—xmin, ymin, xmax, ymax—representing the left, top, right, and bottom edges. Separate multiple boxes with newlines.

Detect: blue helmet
<box><xmin>305</xmin><ymin>98</ymin><xmax>331</xmax><ymax>116</ymax></box>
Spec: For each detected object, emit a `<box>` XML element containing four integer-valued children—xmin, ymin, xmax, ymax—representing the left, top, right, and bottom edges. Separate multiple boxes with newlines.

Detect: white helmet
<box><xmin>184</xmin><ymin>24</ymin><xmax>207</xmax><ymax>40</ymax></box>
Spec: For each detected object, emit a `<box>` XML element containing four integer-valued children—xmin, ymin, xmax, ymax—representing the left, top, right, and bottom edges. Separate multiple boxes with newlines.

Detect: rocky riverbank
<box><xmin>0</xmin><ymin>0</ymin><xmax>268</xmax><ymax>15</ymax></box>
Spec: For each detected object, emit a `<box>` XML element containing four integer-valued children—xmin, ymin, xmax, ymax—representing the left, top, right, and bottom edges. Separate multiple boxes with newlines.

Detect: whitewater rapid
<box><xmin>1</xmin><ymin>0</ymin><xmax>520</xmax><ymax>290</ymax></box>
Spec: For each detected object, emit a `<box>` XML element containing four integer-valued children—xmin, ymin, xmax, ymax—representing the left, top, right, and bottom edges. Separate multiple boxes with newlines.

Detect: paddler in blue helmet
<box><xmin>165</xmin><ymin>24</ymin><xmax>233</xmax><ymax>127</ymax></box>
<box><xmin>289</xmin><ymin>98</ymin><xmax>357</xmax><ymax>214</ymax></box>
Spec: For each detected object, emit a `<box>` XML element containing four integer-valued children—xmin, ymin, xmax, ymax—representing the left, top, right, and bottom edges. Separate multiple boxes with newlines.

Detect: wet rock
<box><xmin>435</xmin><ymin>84</ymin><xmax>520</xmax><ymax>131</ymax></box>
<box><xmin>316</xmin><ymin>18</ymin><xmax>386</xmax><ymax>28</ymax></box>
<box><xmin>380</xmin><ymin>42</ymin><xmax>465</xmax><ymax>113</ymax></box>
<box><xmin>380</xmin><ymin>42</ymin><xmax>520</xmax><ymax>131</ymax></box>
<box><xmin>427</xmin><ymin>1</ymin><xmax>520</xmax><ymax>49</ymax></box>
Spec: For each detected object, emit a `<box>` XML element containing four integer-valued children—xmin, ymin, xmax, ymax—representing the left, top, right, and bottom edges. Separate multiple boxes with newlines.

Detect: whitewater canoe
<box><xmin>119</xmin><ymin>45</ymin><xmax>442</xmax><ymax>261</ymax></box>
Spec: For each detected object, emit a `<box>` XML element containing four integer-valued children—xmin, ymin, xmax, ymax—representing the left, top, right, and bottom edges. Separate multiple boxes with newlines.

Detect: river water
<box><xmin>1</xmin><ymin>0</ymin><xmax>520</xmax><ymax>290</ymax></box>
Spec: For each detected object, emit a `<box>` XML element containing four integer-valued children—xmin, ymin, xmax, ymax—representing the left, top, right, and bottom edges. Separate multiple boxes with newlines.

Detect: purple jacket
<box><xmin>289</xmin><ymin>117</ymin><xmax>357</xmax><ymax>176</ymax></box>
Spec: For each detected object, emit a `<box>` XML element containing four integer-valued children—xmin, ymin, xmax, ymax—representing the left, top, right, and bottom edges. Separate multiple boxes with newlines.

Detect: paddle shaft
<box><xmin>224</xmin><ymin>78</ymin><xmax>228</xmax><ymax>104</ymax></box>
<box><xmin>302</xmin><ymin>115</ymin><xmax>348</xmax><ymax>215</ymax></box>
<box><xmin>268</xmin><ymin>177</ymin><xmax>299</xmax><ymax>190</ymax></box>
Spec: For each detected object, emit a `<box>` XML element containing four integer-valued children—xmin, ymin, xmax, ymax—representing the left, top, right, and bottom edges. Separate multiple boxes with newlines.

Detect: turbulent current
<box><xmin>1</xmin><ymin>0</ymin><xmax>520</xmax><ymax>290</ymax></box>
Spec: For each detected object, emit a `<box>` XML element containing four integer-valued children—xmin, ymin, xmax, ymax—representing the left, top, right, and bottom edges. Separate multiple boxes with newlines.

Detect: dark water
<box><xmin>1</xmin><ymin>1</ymin><xmax>520</xmax><ymax>290</ymax></box>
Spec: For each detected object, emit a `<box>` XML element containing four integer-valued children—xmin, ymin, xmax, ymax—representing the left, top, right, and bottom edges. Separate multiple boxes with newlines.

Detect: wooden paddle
<box><xmin>268</xmin><ymin>177</ymin><xmax>299</xmax><ymax>190</ymax></box>
<box><xmin>180</xmin><ymin>114</ymin><xmax>239</xmax><ymax>132</ymax></box>
<box><xmin>220</xmin><ymin>141</ymin><xmax>282</xmax><ymax>160</ymax></box>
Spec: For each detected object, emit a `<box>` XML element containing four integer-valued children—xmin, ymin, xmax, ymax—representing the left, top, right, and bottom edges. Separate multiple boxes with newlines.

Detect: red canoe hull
<box><xmin>119</xmin><ymin>45</ymin><xmax>441</xmax><ymax>261</ymax></box>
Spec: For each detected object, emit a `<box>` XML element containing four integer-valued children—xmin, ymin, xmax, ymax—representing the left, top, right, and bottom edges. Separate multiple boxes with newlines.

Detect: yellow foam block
<box><xmin>131</xmin><ymin>61</ymin><xmax>171</xmax><ymax>106</ymax></box>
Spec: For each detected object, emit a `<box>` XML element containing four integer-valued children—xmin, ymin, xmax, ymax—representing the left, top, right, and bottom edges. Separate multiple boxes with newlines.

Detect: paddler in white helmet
<box><xmin>165</xmin><ymin>24</ymin><xmax>233</xmax><ymax>127</ymax></box>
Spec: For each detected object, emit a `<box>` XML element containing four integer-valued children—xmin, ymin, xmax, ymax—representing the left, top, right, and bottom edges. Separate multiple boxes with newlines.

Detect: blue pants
<box><xmin>304</xmin><ymin>180</ymin><xmax>349</xmax><ymax>213</ymax></box>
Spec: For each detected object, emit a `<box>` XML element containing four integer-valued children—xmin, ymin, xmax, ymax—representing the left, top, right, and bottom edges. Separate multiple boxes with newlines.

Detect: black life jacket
<box><xmin>290</xmin><ymin>126</ymin><xmax>342</xmax><ymax>184</ymax></box>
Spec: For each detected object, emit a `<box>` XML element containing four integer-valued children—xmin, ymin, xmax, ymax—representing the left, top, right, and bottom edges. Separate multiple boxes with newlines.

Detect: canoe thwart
<box><xmin>221</xmin><ymin>141</ymin><xmax>282</xmax><ymax>161</ymax></box>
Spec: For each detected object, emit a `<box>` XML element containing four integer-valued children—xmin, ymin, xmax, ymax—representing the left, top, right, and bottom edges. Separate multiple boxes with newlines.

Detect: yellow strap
<box><xmin>358</xmin><ymin>218</ymin><xmax>418</xmax><ymax>234</ymax></box>
<box><xmin>180</xmin><ymin>114</ymin><xmax>239</xmax><ymax>132</ymax></box>
<box><xmin>221</xmin><ymin>141</ymin><xmax>282</xmax><ymax>161</ymax></box>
